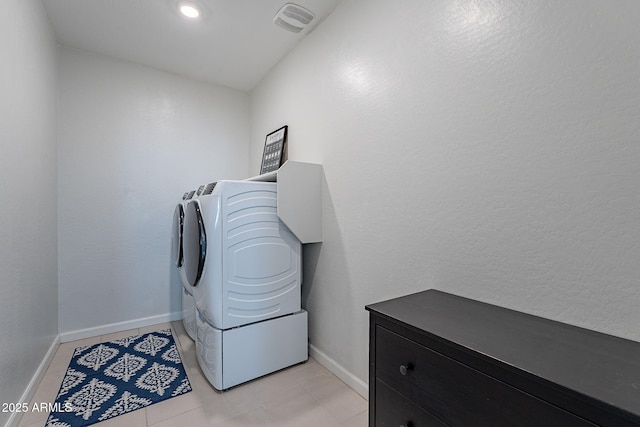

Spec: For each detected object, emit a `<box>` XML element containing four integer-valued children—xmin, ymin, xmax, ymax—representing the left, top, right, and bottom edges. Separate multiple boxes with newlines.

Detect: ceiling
<box><xmin>42</xmin><ymin>0</ymin><xmax>342</xmax><ymax>91</ymax></box>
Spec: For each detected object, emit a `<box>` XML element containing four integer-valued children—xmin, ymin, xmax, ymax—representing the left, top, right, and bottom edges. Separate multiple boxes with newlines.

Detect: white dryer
<box><xmin>185</xmin><ymin>180</ymin><xmax>302</xmax><ymax>329</ymax></box>
<box><xmin>182</xmin><ymin>180</ymin><xmax>307</xmax><ymax>390</ymax></box>
<box><xmin>172</xmin><ymin>188</ymin><xmax>198</xmax><ymax>340</ymax></box>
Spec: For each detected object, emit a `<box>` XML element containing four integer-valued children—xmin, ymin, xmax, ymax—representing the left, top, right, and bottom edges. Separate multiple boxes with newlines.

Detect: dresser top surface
<box><xmin>366</xmin><ymin>289</ymin><xmax>640</xmax><ymax>420</ymax></box>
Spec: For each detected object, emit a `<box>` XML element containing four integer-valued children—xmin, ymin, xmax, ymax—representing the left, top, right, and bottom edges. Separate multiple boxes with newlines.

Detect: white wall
<box><xmin>0</xmin><ymin>0</ymin><xmax>59</xmax><ymax>424</ymax></box>
<box><xmin>251</xmin><ymin>0</ymin><xmax>640</xmax><ymax>386</ymax></box>
<box><xmin>58</xmin><ymin>48</ymin><xmax>250</xmax><ymax>336</ymax></box>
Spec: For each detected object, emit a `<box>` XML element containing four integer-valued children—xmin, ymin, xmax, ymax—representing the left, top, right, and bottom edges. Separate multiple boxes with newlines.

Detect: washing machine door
<box><xmin>183</xmin><ymin>200</ymin><xmax>207</xmax><ymax>287</ymax></box>
<box><xmin>171</xmin><ymin>204</ymin><xmax>184</xmax><ymax>267</ymax></box>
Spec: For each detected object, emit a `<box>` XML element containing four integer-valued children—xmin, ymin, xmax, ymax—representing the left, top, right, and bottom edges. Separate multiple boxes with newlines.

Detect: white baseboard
<box><xmin>59</xmin><ymin>311</ymin><xmax>182</xmax><ymax>343</ymax></box>
<box><xmin>6</xmin><ymin>335</ymin><xmax>60</xmax><ymax>427</ymax></box>
<box><xmin>309</xmin><ymin>344</ymin><xmax>368</xmax><ymax>399</ymax></box>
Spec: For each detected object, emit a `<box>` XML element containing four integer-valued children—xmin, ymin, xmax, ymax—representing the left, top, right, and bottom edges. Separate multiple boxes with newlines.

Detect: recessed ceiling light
<box><xmin>177</xmin><ymin>1</ymin><xmax>201</xmax><ymax>19</ymax></box>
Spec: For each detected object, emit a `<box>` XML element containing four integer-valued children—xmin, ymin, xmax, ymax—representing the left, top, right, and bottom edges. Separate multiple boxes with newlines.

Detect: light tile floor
<box><xmin>17</xmin><ymin>321</ymin><xmax>368</xmax><ymax>427</ymax></box>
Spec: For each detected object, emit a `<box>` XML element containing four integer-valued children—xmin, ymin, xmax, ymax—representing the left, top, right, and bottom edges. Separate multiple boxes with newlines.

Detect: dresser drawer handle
<box><xmin>399</xmin><ymin>363</ymin><xmax>413</xmax><ymax>376</ymax></box>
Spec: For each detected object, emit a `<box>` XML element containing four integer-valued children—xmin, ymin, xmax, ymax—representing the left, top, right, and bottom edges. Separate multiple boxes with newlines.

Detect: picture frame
<box><xmin>260</xmin><ymin>125</ymin><xmax>288</xmax><ymax>174</ymax></box>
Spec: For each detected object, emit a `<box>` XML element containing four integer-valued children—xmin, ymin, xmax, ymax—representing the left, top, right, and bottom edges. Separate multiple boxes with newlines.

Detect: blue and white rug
<box><xmin>45</xmin><ymin>329</ymin><xmax>192</xmax><ymax>427</ymax></box>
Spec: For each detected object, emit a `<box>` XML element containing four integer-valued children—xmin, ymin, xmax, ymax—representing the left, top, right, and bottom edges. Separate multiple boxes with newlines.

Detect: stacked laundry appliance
<box><xmin>171</xmin><ymin>188</ymin><xmax>200</xmax><ymax>340</ymax></box>
<box><xmin>181</xmin><ymin>180</ymin><xmax>307</xmax><ymax>390</ymax></box>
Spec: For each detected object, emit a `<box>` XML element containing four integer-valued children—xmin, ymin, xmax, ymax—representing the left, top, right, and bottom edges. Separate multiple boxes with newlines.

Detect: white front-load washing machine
<box><xmin>172</xmin><ymin>188</ymin><xmax>198</xmax><ymax>340</ymax></box>
<box><xmin>182</xmin><ymin>180</ymin><xmax>307</xmax><ymax>390</ymax></box>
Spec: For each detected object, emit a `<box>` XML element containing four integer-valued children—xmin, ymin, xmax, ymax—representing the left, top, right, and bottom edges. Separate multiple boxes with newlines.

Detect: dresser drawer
<box><xmin>375</xmin><ymin>325</ymin><xmax>595</xmax><ymax>426</ymax></box>
<box><xmin>375</xmin><ymin>378</ymin><xmax>446</xmax><ymax>427</ymax></box>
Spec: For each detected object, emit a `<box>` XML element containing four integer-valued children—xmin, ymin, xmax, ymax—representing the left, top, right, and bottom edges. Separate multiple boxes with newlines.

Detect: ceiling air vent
<box><xmin>273</xmin><ymin>3</ymin><xmax>315</xmax><ymax>33</ymax></box>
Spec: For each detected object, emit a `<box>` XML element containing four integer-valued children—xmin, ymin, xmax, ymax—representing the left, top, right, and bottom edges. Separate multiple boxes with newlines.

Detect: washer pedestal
<box><xmin>196</xmin><ymin>309</ymin><xmax>308</xmax><ymax>390</ymax></box>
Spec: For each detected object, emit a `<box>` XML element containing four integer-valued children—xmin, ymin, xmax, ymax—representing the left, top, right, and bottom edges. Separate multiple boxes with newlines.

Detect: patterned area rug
<box><xmin>45</xmin><ymin>329</ymin><xmax>192</xmax><ymax>427</ymax></box>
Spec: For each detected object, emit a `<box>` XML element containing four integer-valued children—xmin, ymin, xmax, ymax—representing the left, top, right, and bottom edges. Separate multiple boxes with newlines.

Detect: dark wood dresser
<box><xmin>366</xmin><ymin>290</ymin><xmax>640</xmax><ymax>426</ymax></box>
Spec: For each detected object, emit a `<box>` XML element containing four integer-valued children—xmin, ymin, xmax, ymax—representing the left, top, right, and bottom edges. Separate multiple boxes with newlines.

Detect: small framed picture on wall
<box><xmin>260</xmin><ymin>125</ymin><xmax>288</xmax><ymax>174</ymax></box>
